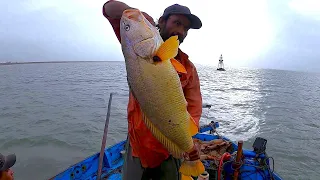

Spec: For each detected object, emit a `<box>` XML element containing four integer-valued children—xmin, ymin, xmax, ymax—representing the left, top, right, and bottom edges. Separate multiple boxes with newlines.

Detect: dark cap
<box><xmin>162</xmin><ymin>4</ymin><xmax>202</xmax><ymax>29</ymax></box>
<box><xmin>0</xmin><ymin>153</ymin><xmax>16</xmax><ymax>171</ymax></box>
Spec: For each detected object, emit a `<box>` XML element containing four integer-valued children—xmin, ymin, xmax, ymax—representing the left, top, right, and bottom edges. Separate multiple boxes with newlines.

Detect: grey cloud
<box><xmin>1</xmin><ymin>0</ymin><xmax>319</xmax><ymax>73</ymax></box>
<box><xmin>251</xmin><ymin>0</ymin><xmax>320</xmax><ymax>72</ymax></box>
<box><xmin>0</xmin><ymin>1</ymin><xmax>122</xmax><ymax>62</ymax></box>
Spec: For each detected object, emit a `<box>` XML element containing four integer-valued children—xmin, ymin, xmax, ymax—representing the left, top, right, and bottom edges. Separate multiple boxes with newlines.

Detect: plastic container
<box><xmin>197</xmin><ymin>171</ymin><xmax>209</xmax><ymax>180</ymax></box>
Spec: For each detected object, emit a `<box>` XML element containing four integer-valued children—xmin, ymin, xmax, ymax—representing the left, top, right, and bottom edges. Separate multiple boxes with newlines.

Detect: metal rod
<box><xmin>97</xmin><ymin>93</ymin><xmax>114</xmax><ymax>180</ymax></box>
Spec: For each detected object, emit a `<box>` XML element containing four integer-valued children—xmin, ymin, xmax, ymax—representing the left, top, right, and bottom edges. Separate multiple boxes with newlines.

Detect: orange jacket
<box><xmin>103</xmin><ymin>0</ymin><xmax>202</xmax><ymax>168</ymax></box>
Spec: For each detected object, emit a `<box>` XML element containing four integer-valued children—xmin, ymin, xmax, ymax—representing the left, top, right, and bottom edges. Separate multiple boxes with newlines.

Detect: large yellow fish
<box><xmin>119</xmin><ymin>9</ymin><xmax>205</xmax><ymax>177</ymax></box>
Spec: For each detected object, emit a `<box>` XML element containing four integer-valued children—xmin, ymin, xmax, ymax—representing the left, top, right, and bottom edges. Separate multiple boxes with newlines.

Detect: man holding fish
<box><xmin>103</xmin><ymin>1</ymin><xmax>203</xmax><ymax>179</ymax></box>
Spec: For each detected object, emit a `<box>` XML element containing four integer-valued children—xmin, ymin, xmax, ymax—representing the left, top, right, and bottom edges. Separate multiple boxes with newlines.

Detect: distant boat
<box><xmin>217</xmin><ymin>54</ymin><xmax>226</xmax><ymax>71</ymax></box>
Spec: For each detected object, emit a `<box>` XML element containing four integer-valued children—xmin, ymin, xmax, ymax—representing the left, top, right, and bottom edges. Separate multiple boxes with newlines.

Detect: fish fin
<box><xmin>181</xmin><ymin>174</ymin><xmax>194</xmax><ymax>180</ymax></box>
<box><xmin>142</xmin><ymin>113</ymin><xmax>184</xmax><ymax>158</ymax></box>
<box><xmin>179</xmin><ymin>160</ymin><xmax>205</xmax><ymax>177</ymax></box>
<box><xmin>189</xmin><ymin>116</ymin><xmax>199</xmax><ymax>136</ymax></box>
<box><xmin>155</xmin><ymin>35</ymin><xmax>179</xmax><ymax>61</ymax></box>
<box><xmin>170</xmin><ymin>58</ymin><xmax>187</xmax><ymax>74</ymax></box>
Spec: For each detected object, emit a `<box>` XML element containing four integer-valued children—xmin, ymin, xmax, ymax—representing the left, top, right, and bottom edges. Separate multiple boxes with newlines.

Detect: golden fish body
<box><xmin>119</xmin><ymin>9</ymin><xmax>204</xmax><ymax>176</ymax></box>
<box><xmin>133</xmin><ymin>55</ymin><xmax>193</xmax><ymax>153</ymax></box>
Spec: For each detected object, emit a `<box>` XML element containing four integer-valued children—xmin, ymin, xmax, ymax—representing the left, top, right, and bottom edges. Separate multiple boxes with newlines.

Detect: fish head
<box><xmin>120</xmin><ymin>9</ymin><xmax>163</xmax><ymax>62</ymax></box>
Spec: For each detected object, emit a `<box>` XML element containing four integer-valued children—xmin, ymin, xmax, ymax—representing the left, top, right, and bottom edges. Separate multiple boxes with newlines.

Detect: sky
<box><xmin>0</xmin><ymin>0</ymin><xmax>319</xmax><ymax>72</ymax></box>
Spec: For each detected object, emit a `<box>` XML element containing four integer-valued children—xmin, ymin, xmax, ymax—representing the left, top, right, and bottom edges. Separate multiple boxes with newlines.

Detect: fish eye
<box><xmin>125</xmin><ymin>24</ymin><xmax>130</xmax><ymax>31</ymax></box>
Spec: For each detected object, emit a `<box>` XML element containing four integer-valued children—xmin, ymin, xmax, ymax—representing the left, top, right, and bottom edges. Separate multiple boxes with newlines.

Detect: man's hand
<box><xmin>188</xmin><ymin>147</ymin><xmax>200</xmax><ymax>161</ymax></box>
<box><xmin>103</xmin><ymin>0</ymin><xmax>131</xmax><ymax>19</ymax></box>
<box><xmin>103</xmin><ymin>0</ymin><xmax>155</xmax><ymax>26</ymax></box>
<box><xmin>184</xmin><ymin>144</ymin><xmax>201</xmax><ymax>161</ymax></box>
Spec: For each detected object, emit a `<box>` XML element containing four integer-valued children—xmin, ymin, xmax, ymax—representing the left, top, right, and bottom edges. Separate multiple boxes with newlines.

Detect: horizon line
<box><xmin>0</xmin><ymin>60</ymin><xmax>318</xmax><ymax>74</ymax></box>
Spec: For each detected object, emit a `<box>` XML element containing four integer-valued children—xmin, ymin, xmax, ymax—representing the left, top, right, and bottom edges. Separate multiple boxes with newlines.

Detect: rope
<box><xmin>217</xmin><ymin>152</ymin><xmax>231</xmax><ymax>180</ymax></box>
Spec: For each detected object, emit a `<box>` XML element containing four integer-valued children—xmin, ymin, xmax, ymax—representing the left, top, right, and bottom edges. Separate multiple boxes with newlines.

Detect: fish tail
<box><xmin>181</xmin><ymin>174</ymin><xmax>194</xmax><ymax>180</ymax></box>
<box><xmin>179</xmin><ymin>159</ymin><xmax>205</xmax><ymax>177</ymax></box>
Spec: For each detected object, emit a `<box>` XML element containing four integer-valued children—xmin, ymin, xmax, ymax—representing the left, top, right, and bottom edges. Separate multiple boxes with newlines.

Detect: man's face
<box><xmin>1</xmin><ymin>169</ymin><xmax>14</xmax><ymax>180</ymax></box>
<box><xmin>159</xmin><ymin>14</ymin><xmax>191</xmax><ymax>44</ymax></box>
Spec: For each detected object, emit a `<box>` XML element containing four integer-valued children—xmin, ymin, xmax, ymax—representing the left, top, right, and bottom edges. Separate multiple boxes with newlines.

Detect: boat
<box><xmin>49</xmin><ymin>121</ymin><xmax>283</xmax><ymax>180</ymax></box>
<box><xmin>217</xmin><ymin>54</ymin><xmax>226</xmax><ymax>71</ymax></box>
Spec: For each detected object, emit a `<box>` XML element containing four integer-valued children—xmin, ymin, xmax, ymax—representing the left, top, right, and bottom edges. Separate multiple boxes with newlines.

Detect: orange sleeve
<box><xmin>183</xmin><ymin>64</ymin><xmax>203</xmax><ymax>127</ymax></box>
<box><xmin>102</xmin><ymin>0</ymin><xmax>122</xmax><ymax>42</ymax></box>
